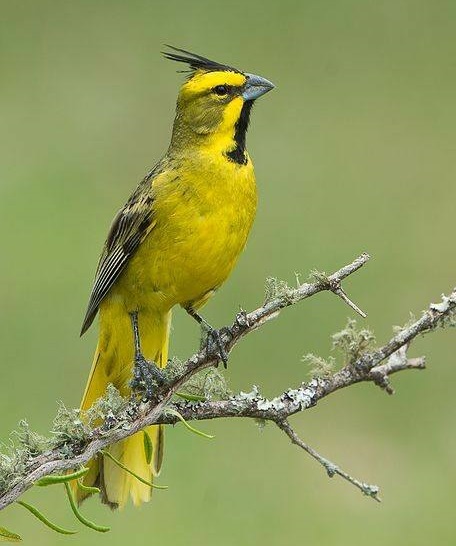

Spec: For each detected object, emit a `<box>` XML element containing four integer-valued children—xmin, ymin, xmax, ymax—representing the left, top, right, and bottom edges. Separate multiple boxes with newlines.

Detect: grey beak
<box><xmin>242</xmin><ymin>73</ymin><xmax>275</xmax><ymax>101</ymax></box>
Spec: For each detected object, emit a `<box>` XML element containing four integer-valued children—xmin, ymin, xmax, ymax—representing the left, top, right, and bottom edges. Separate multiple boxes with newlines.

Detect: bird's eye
<box><xmin>213</xmin><ymin>85</ymin><xmax>229</xmax><ymax>96</ymax></box>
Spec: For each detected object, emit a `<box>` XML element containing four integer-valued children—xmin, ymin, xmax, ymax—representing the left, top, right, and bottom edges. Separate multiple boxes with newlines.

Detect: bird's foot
<box><xmin>185</xmin><ymin>307</ymin><xmax>230</xmax><ymax>368</ymax></box>
<box><xmin>130</xmin><ymin>353</ymin><xmax>166</xmax><ymax>400</ymax></box>
<box><xmin>203</xmin><ymin>325</ymin><xmax>229</xmax><ymax>368</ymax></box>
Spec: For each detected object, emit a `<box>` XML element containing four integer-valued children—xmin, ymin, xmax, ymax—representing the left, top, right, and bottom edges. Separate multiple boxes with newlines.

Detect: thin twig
<box><xmin>276</xmin><ymin>419</ymin><xmax>381</xmax><ymax>501</ymax></box>
<box><xmin>331</xmin><ymin>283</ymin><xmax>367</xmax><ymax>318</ymax></box>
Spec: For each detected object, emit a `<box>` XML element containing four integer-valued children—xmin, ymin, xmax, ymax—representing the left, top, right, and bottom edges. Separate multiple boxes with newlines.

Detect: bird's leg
<box><xmin>185</xmin><ymin>308</ymin><xmax>229</xmax><ymax>368</ymax></box>
<box><xmin>129</xmin><ymin>311</ymin><xmax>166</xmax><ymax>399</ymax></box>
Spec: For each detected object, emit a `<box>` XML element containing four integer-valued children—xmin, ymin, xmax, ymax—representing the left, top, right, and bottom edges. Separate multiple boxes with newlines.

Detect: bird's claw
<box><xmin>130</xmin><ymin>354</ymin><xmax>166</xmax><ymax>400</ymax></box>
<box><xmin>205</xmin><ymin>327</ymin><xmax>229</xmax><ymax>368</ymax></box>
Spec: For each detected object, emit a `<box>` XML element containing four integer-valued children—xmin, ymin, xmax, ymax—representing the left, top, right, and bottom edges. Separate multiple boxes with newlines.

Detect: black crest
<box><xmin>162</xmin><ymin>45</ymin><xmax>241</xmax><ymax>75</ymax></box>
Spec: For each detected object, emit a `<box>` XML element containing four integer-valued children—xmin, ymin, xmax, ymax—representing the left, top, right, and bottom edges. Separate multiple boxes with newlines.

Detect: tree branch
<box><xmin>0</xmin><ymin>252</ymin><xmax>454</xmax><ymax>513</ymax></box>
<box><xmin>276</xmin><ymin>419</ymin><xmax>380</xmax><ymax>501</ymax></box>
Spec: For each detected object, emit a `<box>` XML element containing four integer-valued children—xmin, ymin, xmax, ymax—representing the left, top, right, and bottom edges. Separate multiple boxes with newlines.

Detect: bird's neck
<box><xmin>168</xmin><ymin>101</ymin><xmax>253</xmax><ymax>166</ymax></box>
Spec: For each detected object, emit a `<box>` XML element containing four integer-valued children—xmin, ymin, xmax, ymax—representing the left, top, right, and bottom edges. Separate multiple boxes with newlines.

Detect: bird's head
<box><xmin>163</xmin><ymin>46</ymin><xmax>274</xmax><ymax>163</ymax></box>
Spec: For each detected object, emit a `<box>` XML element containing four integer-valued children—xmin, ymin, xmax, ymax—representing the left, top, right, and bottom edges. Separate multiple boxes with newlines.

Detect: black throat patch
<box><xmin>226</xmin><ymin>100</ymin><xmax>254</xmax><ymax>165</ymax></box>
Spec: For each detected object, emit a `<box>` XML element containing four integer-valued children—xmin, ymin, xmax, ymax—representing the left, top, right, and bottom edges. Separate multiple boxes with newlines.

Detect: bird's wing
<box><xmin>80</xmin><ymin>179</ymin><xmax>157</xmax><ymax>336</ymax></box>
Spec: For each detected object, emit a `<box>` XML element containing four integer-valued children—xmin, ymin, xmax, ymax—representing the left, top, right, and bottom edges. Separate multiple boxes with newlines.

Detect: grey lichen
<box><xmin>257</xmin><ymin>395</ymin><xmax>286</xmax><ymax>411</ymax></box>
<box><xmin>229</xmin><ymin>385</ymin><xmax>269</xmax><ymax>412</ymax></box>
<box><xmin>234</xmin><ymin>385</ymin><xmax>289</xmax><ymax>412</ymax></box>
<box><xmin>287</xmin><ymin>380</ymin><xmax>321</xmax><ymax>409</ymax></box>
<box><xmin>259</xmin><ymin>383</ymin><xmax>319</xmax><ymax>412</ymax></box>
<box><xmin>430</xmin><ymin>293</ymin><xmax>455</xmax><ymax>314</ymax></box>
<box><xmin>431</xmin><ymin>293</ymin><xmax>456</xmax><ymax>328</ymax></box>
<box><xmin>236</xmin><ymin>385</ymin><xmax>261</xmax><ymax>403</ymax></box>
<box><xmin>393</xmin><ymin>293</ymin><xmax>456</xmax><ymax>337</ymax></box>
<box><xmin>236</xmin><ymin>381</ymin><xmax>320</xmax><ymax>414</ymax></box>
<box><xmin>361</xmin><ymin>482</ymin><xmax>380</xmax><ymax>499</ymax></box>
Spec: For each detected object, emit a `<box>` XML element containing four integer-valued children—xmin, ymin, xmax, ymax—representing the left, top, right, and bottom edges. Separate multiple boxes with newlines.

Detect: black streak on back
<box><xmin>226</xmin><ymin>100</ymin><xmax>254</xmax><ymax>165</ymax></box>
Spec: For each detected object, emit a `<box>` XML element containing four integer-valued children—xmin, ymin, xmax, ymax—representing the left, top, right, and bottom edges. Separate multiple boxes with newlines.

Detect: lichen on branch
<box><xmin>0</xmin><ymin>252</ymin><xmax>455</xmax><ymax>533</ymax></box>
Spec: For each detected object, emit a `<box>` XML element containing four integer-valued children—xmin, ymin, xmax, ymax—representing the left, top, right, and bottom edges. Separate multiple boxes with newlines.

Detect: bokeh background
<box><xmin>1</xmin><ymin>1</ymin><xmax>456</xmax><ymax>544</ymax></box>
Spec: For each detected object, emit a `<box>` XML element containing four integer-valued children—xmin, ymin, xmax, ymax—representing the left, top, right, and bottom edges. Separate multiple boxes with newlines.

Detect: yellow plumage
<box><xmin>76</xmin><ymin>47</ymin><xmax>273</xmax><ymax>508</ymax></box>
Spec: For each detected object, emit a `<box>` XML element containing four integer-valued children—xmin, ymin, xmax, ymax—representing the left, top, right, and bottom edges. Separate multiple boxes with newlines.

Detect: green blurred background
<box><xmin>1</xmin><ymin>0</ymin><xmax>455</xmax><ymax>544</ymax></box>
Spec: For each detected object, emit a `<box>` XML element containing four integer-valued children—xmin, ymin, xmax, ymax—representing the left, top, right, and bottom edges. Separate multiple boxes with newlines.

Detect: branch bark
<box><xmin>0</xmin><ymin>252</ymin><xmax>454</xmax><ymax>511</ymax></box>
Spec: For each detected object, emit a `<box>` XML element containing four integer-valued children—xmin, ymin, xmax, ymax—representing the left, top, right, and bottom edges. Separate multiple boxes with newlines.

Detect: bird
<box><xmin>75</xmin><ymin>46</ymin><xmax>274</xmax><ymax>509</ymax></box>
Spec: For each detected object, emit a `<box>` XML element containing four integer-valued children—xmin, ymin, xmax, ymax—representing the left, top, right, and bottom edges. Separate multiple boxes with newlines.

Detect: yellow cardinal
<box><xmin>77</xmin><ymin>47</ymin><xmax>274</xmax><ymax>508</ymax></box>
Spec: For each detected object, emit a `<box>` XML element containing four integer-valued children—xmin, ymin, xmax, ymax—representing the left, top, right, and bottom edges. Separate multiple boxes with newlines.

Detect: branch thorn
<box><xmin>330</xmin><ymin>281</ymin><xmax>367</xmax><ymax>318</ymax></box>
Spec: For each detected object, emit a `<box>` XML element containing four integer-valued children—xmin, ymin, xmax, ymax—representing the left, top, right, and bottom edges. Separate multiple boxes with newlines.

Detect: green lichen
<box><xmin>86</xmin><ymin>384</ymin><xmax>129</xmax><ymax>425</ymax></box>
<box><xmin>13</xmin><ymin>420</ymin><xmax>52</xmax><ymax>456</ymax></box>
<box><xmin>437</xmin><ymin>312</ymin><xmax>456</xmax><ymax>328</ymax></box>
<box><xmin>308</xmin><ymin>269</ymin><xmax>330</xmax><ymax>286</ymax></box>
<box><xmin>303</xmin><ymin>319</ymin><xmax>377</xmax><ymax>379</ymax></box>
<box><xmin>302</xmin><ymin>353</ymin><xmax>336</xmax><ymax>379</ymax></box>
<box><xmin>392</xmin><ymin>312</ymin><xmax>417</xmax><ymax>334</ymax></box>
<box><xmin>264</xmin><ymin>276</ymin><xmax>291</xmax><ymax>304</ymax></box>
<box><xmin>0</xmin><ymin>385</ymin><xmax>132</xmax><ymax>495</ymax></box>
<box><xmin>254</xmin><ymin>418</ymin><xmax>268</xmax><ymax>430</ymax></box>
<box><xmin>163</xmin><ymin>356</ymin><xmax>186</xmax><ymax>382</ymax></box>
<box><xmin>1</xmin><ymin>421</ymin><xmax>56</xmax><ymax>494</ymax></box>
<box><xmin>0</xmin><ymin>446</ymin><xmax>28</xmax><ymax>495</ymax></box>
<box><xmin>181</xmin><ymin>368</ymin><xmax>231</xmax><ymax>401</ymax></box>
<box><xmin>0</xmin><ymin>370</ymin><xmax>227</xmax><ymax>496</ymax></box>
<box><xmin>51</xmin><ymin>403</ymin><xmax>91</xmax><ymax>445</ymax></box>
<box><xmin>331</xmin><ymin>318</ymin><xmax>376</xmax><ymax>364</ymax></box>
<box><xmin>294</xmin><ymin>271</ymin><xmax>302</xmax><ymax>287</ymax></box>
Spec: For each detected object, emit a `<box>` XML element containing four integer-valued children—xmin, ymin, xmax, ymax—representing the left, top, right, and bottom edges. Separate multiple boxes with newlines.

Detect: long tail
<box><xmin>74</xmin><ymin>301</ymin><xmax>171</xmax><ymax>509</ymax></box>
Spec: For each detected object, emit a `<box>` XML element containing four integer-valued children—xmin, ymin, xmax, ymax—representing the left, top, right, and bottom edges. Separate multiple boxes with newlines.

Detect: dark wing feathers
<box><xmin>80</xmin><ymin>190</ymin><xmax>155</xmax><ymax>336</ymax></box>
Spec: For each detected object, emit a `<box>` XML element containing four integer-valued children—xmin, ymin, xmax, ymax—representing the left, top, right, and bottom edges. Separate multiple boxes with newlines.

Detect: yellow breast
<box><xmin>115</xmin><ymin>151</ymin><xmax>257</xmax><ymax>312</ymax></box>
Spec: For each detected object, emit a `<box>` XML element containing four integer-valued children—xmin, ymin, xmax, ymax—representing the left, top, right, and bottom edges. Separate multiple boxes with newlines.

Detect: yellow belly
<box><xmin>109</xmin><ymin>153</ymin><xmax>257</xmax><ymax>313</ymax></box>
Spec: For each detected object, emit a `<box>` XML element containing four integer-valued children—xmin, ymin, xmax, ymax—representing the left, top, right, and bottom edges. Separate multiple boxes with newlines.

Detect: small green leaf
<box><xmin>165</xmin><ymin>408</ymin><xmax>214</xmax><ymax>439</ymax></box>
<box><xmin>175</xmin><ymin>391</ymin><xmax>206</xmax><ymax>402</ymax></box>
<box><xmin>64</xmin><ymin>483</ymin><xmax>110</xmax><ymax>533</ymax></box>
<box><xmin>16</xmin><ymin>501</ymin><xmax>76</xmax><ymax>535</ymax></box>
<box><xmin>76</xmin><ymin>479</ymin><xmax>100</xmax><ymax>495</ymax></box>
<box><xmin>101</xmin><ymin>450</ymin><xmax>168</xmax><ymax>490</ymax></box>
<box><xmin>143</xmin><ymin>430</ymin><xmax>153</xmax><ymax>465</ymax></box>
<box><xmin>0</xmin><ymin>526</ymin><xmax>22</xmax><ymax>542</ymax></box>
<box><xmin>35</xmin><ymin>467</ymin><xmax>89</xmax><ymax>486</ymax></box>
